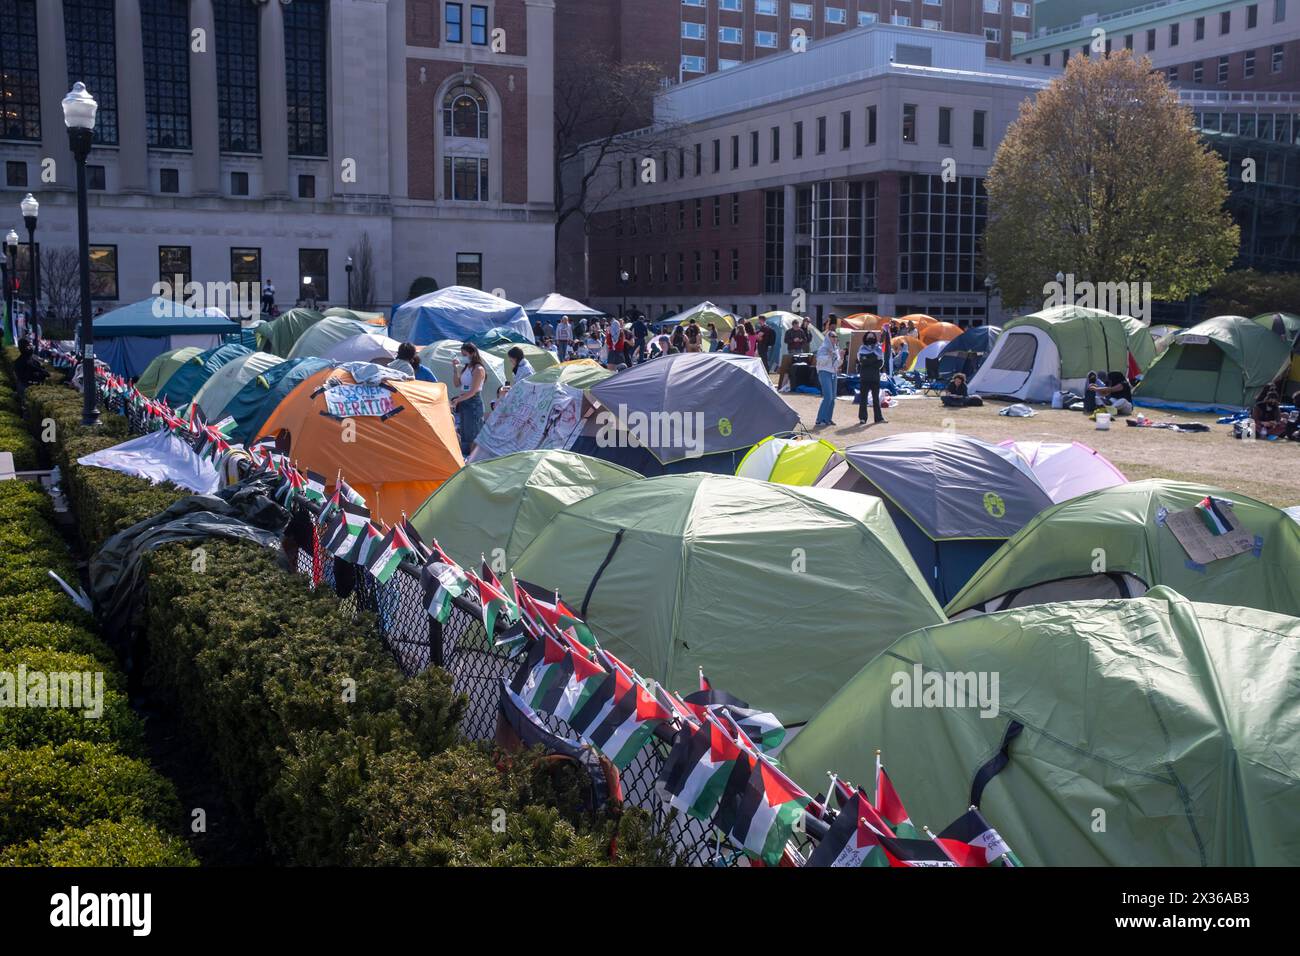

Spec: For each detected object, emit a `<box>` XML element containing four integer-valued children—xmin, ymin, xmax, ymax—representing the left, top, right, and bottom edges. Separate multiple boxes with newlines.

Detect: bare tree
<box><xmin>40</xmin><ymin>246</ymin><xmax>80</xmax><ymax>334</ymax></box>
<box><xmin>348</xmin><ymin>232</ymin><xmax>377</xmax><ymax>310</ymax></box>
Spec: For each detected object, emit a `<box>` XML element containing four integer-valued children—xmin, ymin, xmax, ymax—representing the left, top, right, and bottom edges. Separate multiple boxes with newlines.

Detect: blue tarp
<box><xmin>99</xmin><ymin>336</ymin><xmax>170</xmax><ymax>379</ymax></box>
<box><xmin>389</xmin><ymin>286</ymin><xmax>533</xmax><ymax>346</ymax></box>
<box><xmin>94</xmin><ymin>297</ymin><xmax>235</xmax><ymax>337</ymax></box>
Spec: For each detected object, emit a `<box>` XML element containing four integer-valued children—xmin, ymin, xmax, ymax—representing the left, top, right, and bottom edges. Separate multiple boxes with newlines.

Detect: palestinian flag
<box><xmin>475</xmin><ymin>562</ymin><xmax>520</xmax><ymax>636</ymax></box>
<box><xmin>830</xmin><ymin>775</ymin><xmax>857</xmax><ymax>813</ymax></box>
<box><xmin>576</xmin><ymin>668</ymin><xmax>671</xmax><ymax>769</ymax></box>
<box><xmin>937</xmin><ymin>807</ymin><xmax>1022</xmax><ymax>867</ymax></box>
<box><xmin>327</xmin><ymin>501</ymin><xmax>370</xmax><ymax>558</ymax></box>
<box><xmin>400</xmin><ymin>519</ymin><xmax>432</xmax><ymax>562</ymax></box>
<box><xmin>214</xmin><ymin>416</ymin><xmax>238</xmax><ymax>437</ymax></box>
<box><xmin>338</xmin><ymin>478</ymin><xmax>366</xmax><ymax>509</ymax></box>
<box><xmin>875</xmin><ymin>830</ymin><xmax>959</xmax><ymax>867</ymax></box>
<box><xmin>555</xmin><ymin>597</ymin><xmax>596</xmax><ymax>649</ymax></box>
<box><xmin>875</xmin><ymin>760</ymin><xmax>920</xmax><ymax>839</ymax></box>
<box><xmin>516</xmin><ymin>632</ymin><xmax>571</xmax><ymax>710</ymax></box>
<box><xmin>682</xmin><ymin>676</ymin><xmax>785</xmax><ymax>752</ymax></box>
<box><xmin>302</xmin><ymin>470</ymin><xmax>328</xmax><ymax>505</ymax></box>
<box><xmin>806</xmin><ymin>791</ymin><xmax>891</xmax><ymax>867</ymax></box>
<box><xmin>548</xmin><ymin>647</ymin><xmax>609</xmax><ymax>726</ymax></box>
<box><xmin>727</xmin><ymin>759</ymin><xmax>811</xmax><ymax>867</ymax></box>
<box><xmin>420</xmin><ymin>554</ymin><xmax>471</xmax><ymax>624</ymax></box>
<box><xmin>656</xmin><ymin>715</ymin><xmax>743</xmax><ymax>821</ymax></box>
<box><xmin>1195</xmin><ymin>495</ymin><xmax>1233</xmax><ymax>536</ymax></box>
<box><xmin>367</xmin><ymin>524</ymin><xmax>416</xmax><ymax>584</ymax></box>
<box><xmin>348</xmin><ymin>522</ymin><xmax>385</xmax><ymax>568</ymax></box>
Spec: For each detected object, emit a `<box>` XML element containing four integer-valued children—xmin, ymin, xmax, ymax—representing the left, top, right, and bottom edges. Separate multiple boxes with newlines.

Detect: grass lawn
<box><xmin>779</xmin><ymin>389</ymin><xmax>1300</xmax><ymax>508</ymax></box>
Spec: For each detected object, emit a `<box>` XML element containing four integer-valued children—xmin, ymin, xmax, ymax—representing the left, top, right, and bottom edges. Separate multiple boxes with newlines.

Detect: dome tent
<box><xmin>814</xmin><ymin>432</ymin><xmax>1054</xmax><ymax>604</ymax></box>
<box><xmin>937</xmin><ymin>324</ymin><xmax>1001</xmax><ymax>377</ymax></box>
<box><xmin>409</xmin><ymin>450</ymin><xmax>641</xmax><ymax>569</ymax></box>
<box><xmin>286</xmin><ymin>315</ymin><xmax>376</xmax><ymax>360</ymax></box>
<box><xmin>570</xmin><ymin>352</ymin><xmax>799</xmax><ymax>476</ymax></box>
<box><xmin>969</xmin><ymin>305</ymin><xmax>1153</xmax><ymax>402</ymax></box>
<box><xmin>945</xmin><ymin>479</ymin><xmax>1300</xmax><ymax>619</ymax></box>
<box><xmin>734</xmin><ymin>434</ymin><xmax>839</xmax><ymax>486</ymax></box>
<box><xmin>136</xmin><ymin>346</ymin><xmax>204</xmax><ymax>398</ymax></box>
<box><xmin>156</xmin><ymin>342</ymin><xmax>252</xmax><ymax>407</ymax></box>
<box><xmin>320</xmin><ymin>332</ymin><xmax>402</xmax><ymax>365</ymax></box>
<box><xmin>760</xmin><ymin>311</ymin><xmax>824</xmax><ymax>367</ymax></box>
<box><xmin>222</xmin><ymin>357</ymin><xmax>334</xmax><ymax>445</ymax></box>
<box><xmin>522</xmin><ymin>293</ymin><xmax>603</xmax><ymax>318</ymax></box>
<box><xmin>257</xmin><ymin>365</ymin><xmax>463</xmax><ymax>524</ymax></box>
<box><xmin>1133</xmin><ymin>315</ymin><xmax>1292</xmax><ymax>412</ymax></box>
<box><xmin>781</xmin><ymin>588</ymin><xmax>1300</xmax><ymax>865</ymax></box>
<box><xmin>92</xmin><ymin>297</ymin><xmax>236</xmax><ymax>378</ymax></box>
<box><xmin>660</xmin><ymin>301</ymin><xmax>735</xmax><ymax>334</ymax></box>
<box><xmin>511</xmin><ymin>473</ymin><xmax>946</xmax><ymax>724</ymax></box>
<box><xmin>255</xmin><ymin>308</ymin><xmax>325</xmax><ymax>357</ymax></box>
<box><xmin>189</xmin><ymin>351</ymin><xmax>287</xmax><ymax>421</ymax></box>
<box><xmin>389</xmin><ymin>286</ymin><xmax>533</xmax><ymax>345</ymax></box>
<box><xmin>997</xmin><ymin>439</ymin><xmax>1126</xmax><ymax>503</ymax></box>
<box><xmin>485</xmin><ymin>341</ymin><xmax>560</xmax><ymax>383</ymax></box>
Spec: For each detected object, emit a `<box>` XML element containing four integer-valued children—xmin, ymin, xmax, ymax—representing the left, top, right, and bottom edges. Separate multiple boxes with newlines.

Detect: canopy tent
<box><xmin>521</xmin><ymin>293</ymin><xmax>604</xmax><ymax>318</ymax></box>
<box><xmin>814</xmin><ymin>432</ymin><xmax>1053</xmax><ymax>604</ymax></box>
<box><xmin>920</xmin><ymin>321</ymin><xmax>963</xmax><ymax>345</ymax></box>
<box><xmin>319</xmin><ymin>331</ymin><xmax>402</xmax><ymax>365</ymax></box>
<box><xmin>760</xmin><ymin>312</ymin><xmax>824</xmax><ymax>367</ymax></box>
<box><xmin>969</xmin><ymin>305</ymin><xmax>1152</xmax><ymax>402</ymax></box>
<box><xmin>254</xmin><ymin>308</ymin><xmax>325</xmax><ymax>357</ymax></box>
<box><xmin>511</xmin><ymin>473</ymin><xmax>946</xmax><ymax>724</ymax></box>
<box><xmin>389</xmin><ymin>285</ymin><xmax>533</xmax><ymax>345</ymax></box>
<box><xmin>286</xmin><ymin>316</ymin><xmax>377</xmax><ymax>360</ymax></box>
<box><xmin>468</xmin><ymin>360</ymin><xmax>612</xmax><ymax>461</ymax></box>
<box><xmin>937</xmin><ymin>324</ymin><xmax>1001</xmax><ymax>377</ymax></box>
<box><xmin>485</xmin><ymin>341</ymin><xmax>560</xmax><ymax>383</ymax></box>
<box><xmin>135</xmin><ymin>346</ymin><xmax>203</xmax><ymax>398</ymax></box>
<box><xmin>190</xmin><ymin>351</ymin><xmax>286</xmax><ymax>421</ymax></box>
<box><xmin>997</xmin><ymin>440</ymin><xmax>1126</xmax><ymax>503</ymax></box>
<box><xmin>410</xmin><ymin>450</ymin><xmax>641</xmax><ymax>569</ymax></box>
<box><xmin>782</xmin><ymin>588</ymin><xmax>1300</xmax><ymax>865</ymax></box>
<box><xmin>570</xmin><ymin>352</ymin><xmax>799</xmax><ymax>476</ymax></box>
<box><xmin>661</xmin><ymin>301</ymin><xmax>735</xmax><ymax>334</ymax></box>
<box><xmin>1133</xmin><ymin>314</ymin><xmax>1292</xmax><ymax>412</ymax></box>
<box><xmin>735</xmin><ymin>435</ymin><xmax>839</xmax><ymax>486</ymax></box>
<box><xmin>257</xmin><ymin>365</ymin><xmax>463</xmax><ymax>524</ymax></box>
<box><xmin>946</xmin><ymin>479</ymin><xmax>1300</xmax><ymax>619</ymax></box>
<box><xmin>223</xmin><ymin>357</ymin><xmax>334</xmax><ymax>446</ymax></box>
<box><xmin>418</xmin><ymin>340</ymin><xmax>508</xmax><ymax>398</ymax></box>
<box><xmin>92</xmin><ymin>297</ymin><xmax>236</xmax><ymax>378</ymax></box>
<box><xmin>155</xmin><ymin>343</ymin><xmax>252</xmax><ymax>408</ymax></box>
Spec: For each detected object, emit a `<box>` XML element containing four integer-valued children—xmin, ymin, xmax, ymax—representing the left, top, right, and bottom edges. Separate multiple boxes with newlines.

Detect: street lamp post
<box><xmin>2</xmin><ymin>230</ymin><xmax>16</xmax><ymax>345</ymax></box>
<box><xmin>20</xmin><ymin>193</ymin><xmax>38</xmax><ymax>343</ymax></box>
<box><xmin>64</xmin><ymin>82</ymin><xmax>99</xmax><ymax>427</ymax></box>
<box><xmin>984</xmin><ymin>275</ymin><xmax>993</xmax><ymax>325</ymax></box>
<box><xmin>302</xmin><ymin>275</ymin><xmax>314</xmax><ymax>310</ymax></box>
<box><xmin>345</xmin><ymin>256</ymin><xmax>354</xmax><ymax>311</ymax></box>
<box><xmin>619</xmin><ymin>269</ymin><xmax>629</xmax><ymax>319</ymax></box>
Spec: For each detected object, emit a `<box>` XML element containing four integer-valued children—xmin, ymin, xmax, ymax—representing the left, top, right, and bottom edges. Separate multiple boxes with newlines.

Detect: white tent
<box><xmin>968</xmin><ymin>324</ymin><xmax>1063</xmax><ymax>400</ymax></box>
<box><xmin>998</xmin><ymin>440</ymin><xmax>1127</xmax><ymax>503</ymax></box>
<box><xmin>321</xmin><ymin>332</ymin><xmax>401</xmax><ymax>365</ymax></box>
<box><xmin>522</xmin><ymin>293</ymin><xmax>603</xmax><ymax>317</ymax></box>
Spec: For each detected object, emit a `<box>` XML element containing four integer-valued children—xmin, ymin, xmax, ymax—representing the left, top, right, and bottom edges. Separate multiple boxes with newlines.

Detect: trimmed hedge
<box><xmin>0</xmin><ymin>817</ymin><xmax>199</xmax><ymax>867</ymax></box>
<box><xmin>0</xmin><ymin>648</ymin><xmax>143</xmax><ymax>754</ymax></box>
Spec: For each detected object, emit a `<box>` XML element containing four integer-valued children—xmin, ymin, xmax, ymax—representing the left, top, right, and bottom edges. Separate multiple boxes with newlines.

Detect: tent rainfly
<box><xmin>522</xmin><ymin>293</ymin><xmax>604</xmax><ymax>317</ymax></box>
<box><xmin>1133</xmin><ymin>315</ymin><xmax>1292</xmax><ymax>412</ymax></box>
<box><xmin>92</xmin><ymin>298</ymin><xmax>237</xmax><ymax>378</ymax></box>
<box><xmin>390</xmin><ymin>286</ymin><xmax>533</xmax><ymax>345</ymax></box>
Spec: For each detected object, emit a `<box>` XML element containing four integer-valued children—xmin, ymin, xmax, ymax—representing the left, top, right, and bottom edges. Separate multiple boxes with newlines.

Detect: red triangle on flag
<box><xmin>758</xmin><ymin>760</ymin><xmax>805</xmax><ymax>808</ymax></box>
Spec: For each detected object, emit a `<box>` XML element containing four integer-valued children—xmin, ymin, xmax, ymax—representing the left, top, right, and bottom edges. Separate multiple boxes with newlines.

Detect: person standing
<box><xmin>857</xmin><ymin>333</ymin><xmax>885</xmax><ymax>424</ymax></box>
<box><xmin>684</xmin><ymin>319</ymin><xmax>703</xmax><ymax>352</ymax></box>
<box><xmin>778</xmin><ymin>320</ymin><xmax>809</xmax><ymax>392</ymax></box>
<box><xmin>731</xmin><ymin>323</ymin><xmax>749</xmax><ymax>356</ymax></box>
<box><xmin>556</xmin><ymin>316</ymin><xmax>573</xmax><ymax>361</ymax></box>
<box><xmin>261</xmin><ymin>279</ymin><xmax>276</xmax><ymax>317</ymax></box>
<box><xmin>632</xmin><ymin>314</ymin><xmax>649</xmax><ymax>363</ymax></box>
<box><xmin>449</xmin><ymin>342</ymin><xmax>488</xmax><ymax>455</ymax></box>
<box><xmin>814</xmin><ymin>317</ymin><xmax>841</xmax><ymax>427</ymax></box>
<box><xmin>757</xmin><ymin>321</ymin><xmax>774</xmax><ymax>371</ymax></box>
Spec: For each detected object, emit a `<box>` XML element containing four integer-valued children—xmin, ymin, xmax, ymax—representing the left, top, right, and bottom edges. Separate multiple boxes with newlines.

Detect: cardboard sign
<box><xmin>1165</xmin><ymin>499</ymin><xmax>1256</xmax><ymax>564</ymax></box>
<box><xmin>324</xmin><ymin>384</ymin><xmax>397</xmax><ymax>419</ymax></box>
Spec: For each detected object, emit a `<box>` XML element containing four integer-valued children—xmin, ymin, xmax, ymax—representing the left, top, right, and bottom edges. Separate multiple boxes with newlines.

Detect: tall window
<box><xmin>902</xmin><ymin>103</ymin><xmax>917</xmax><ymax>144</ymax></box>
<box><xmin>216</xmin><ymin>0</ymin><xmax>260</xmax><ymax>152</ymax></box>
<box><xmin>471</xmin><ymin>5</ymin><xmax>489</xmax><ymax>45</ymax></box>
<box><xmin>446</xmin><ymin>2</ymin><xmax>463</xmax><ymax>42</ymax></box>
<box><xmin>299</xmin><ymin>249</ymin><xmax>328</xmax><ymax>301</ymax></box>
<box><xmin>159</xmin><ymin>246</ymin><xmax>192</xmax><ymax>294</ymax></box>
<box><xmin>64</xmin><ymin>0</ymin><xmax>118</xmax><ymax>145</ymax></box>
<box><xmin>867</xmin><ymin>105</ymin><xmax>877</xmax><ymax>145</ymax></box>
<box><xmin>444</xmin><ymin>157</ymin><xmax>489</xmax><ymax>201</ymax></box>
<box><xmin>938</xmin><ymin>107</ymin><xmax>952</xmax><ymax>146</ymax></box>
<box><xmin>285</xmin><ymin>0</ymin><xmax>328</xmax><ymax>156</ymax></box>
<box><xmin>231</xmin><ymin>248</ymin><xmax>261</xmax><ymax>315</ymax></box>
<box><xmin>841</xmin><ymin>110</ymin><xmax>851</xmax><ymax>149</ymax></box>
<box><xmin>810</xmin><ymin>180</ymin><xmax>875</xmax><ymax>294</ymax></box>
<box><xmin>898</xmin><ymin>175</ymin><xmax>987</xmax><ymax>294</ymax></box>
<box><xmin>794</xmin><ymin>121</ymin><xmax>804</xmax><ymax>158</ymax></box>
<box><xmin>0</xmin><ymin>0</ymin><xmax>41</xmax><ymax>140</ymax></box>
<box><xmin>771</xmin><ymin>126</ymin><xmax>780</xmax><ymax>162</ymax></box>
<box><xmin>89</xmin><ymin>245</ymin><xmax>118</xmax><ymax>300</ymax></box>
<box><xmin>973</xmin><ymin>110</ymin><xmax>987</xmax><ymax>149</ymax></box>
<box><xmin>142</xmin><ymin>0</ymin><xmax>191</xmax><ymax>149</ymax></box>
<box><xmin>764</xmin><ymin>190</ymin><xmax>784</xmax><ymax>294</ymax></box>
<box><xmin>456</xmin><ymin>252</ymin><xmax>482</xmax><ymax>289</ymax></box>
<box><xmin>816</xmin><ymin>115</ymin><xmax>826</xmax><ymax>153</ymax></box>
<box><xmin>443</xmin><ymin>85</ymin><xmax>488</xmax><ymax>138</ymax></box>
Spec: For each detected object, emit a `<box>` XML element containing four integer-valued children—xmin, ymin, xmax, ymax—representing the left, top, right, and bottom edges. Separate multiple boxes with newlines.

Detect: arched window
<box><xmin>442</xmin><ymin>85</ymin><xmax>488</xmax><ymax>139</ymax></box>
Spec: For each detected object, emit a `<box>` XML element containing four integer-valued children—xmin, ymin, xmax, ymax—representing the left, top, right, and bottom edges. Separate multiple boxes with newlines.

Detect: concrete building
<box><xmin>1015</xmin><ymin>0</ymin><xmax>1300</xmax><ymax>92</ymax></box>
<box><xmin>0</xmin><ymin>0</ymin><xmax>556</xmax><ymax>317</ymax></box>
<box><xmin>566</xmin><ymin>24</ymin><xmax>1057</xmax><ymax>326</ymax></box>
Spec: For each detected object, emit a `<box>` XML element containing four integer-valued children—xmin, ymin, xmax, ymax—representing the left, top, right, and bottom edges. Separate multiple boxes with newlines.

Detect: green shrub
<box><xmin>0</xmin><ymin>590</ymin><xmax>93</xmax><ymax>630</ymax></box>
<box><xmin>0</xmin><ymin>740</ymin><xmax>181</xmax><ymax>847</ymax></box>
<box><xmin>0</xmin><ymin>648</ymin><xmax>143</xmax><ymax>753</ymax></box>
<box><xmin>0</xmin><ymin>817</ymin><xmax>198</xmax><ymax>867</ymax></box>
<box><xmin>0</xmin><ymin>621</ymin><xmax>114</xmax><ymax>665</ymax></box>
<box><xmin>0</xmin><ymin>415</ymin><xmax>38</xmax><ymax>470</ymax></box>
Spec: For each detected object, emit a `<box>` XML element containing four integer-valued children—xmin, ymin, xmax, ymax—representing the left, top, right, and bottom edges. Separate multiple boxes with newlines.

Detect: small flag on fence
<box><xmin>936</xmin><ymin>807</ymin><xmax>1022</xmax><ymax>867</ymax></box>
<box><xmin>303</xmin><ymin>470</ymin><xmax>328</xmax><ymax>505</ymax></box>
<box><xmin>366</xmin><ymin>524</ymin><xmax>416</xmax><ymax>585</ymax></box>
<box><xmin>419</xmin><ymin>552</ymin><xmax>471</xmax><ymax>624</ymax></box>
<box><xmin>875</xmin><ymin>755</ymin><xmax>920</xmax><ymax>839</ymax></box>
<box><xmin>805</xmin><ymin>790</ymin><xmax>891</xmax><ymax>868</ymax></box>
<box><xmin>327</xmin><ymin>500</ymin><xmax>370</xmax><ymax>558</ymax></box>
<box><xmin>683</xmin><ymin>675</ymin><xmax>786</xmax><ymax>752</ymax></box>
<box><xmin>657</xmin><ymin>714</ymin><xmax>744</xmax><ymax>822</ymax></box>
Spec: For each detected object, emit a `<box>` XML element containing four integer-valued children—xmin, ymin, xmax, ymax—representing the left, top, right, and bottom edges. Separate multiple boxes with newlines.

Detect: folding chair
<box><xmin>921</xmin><ymin>358</ymin><xmax>949</xmax><ymax>397</ymax></box>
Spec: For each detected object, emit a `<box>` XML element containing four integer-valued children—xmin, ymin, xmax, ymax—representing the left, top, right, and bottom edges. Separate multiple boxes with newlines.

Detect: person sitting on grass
<box><xmin>1253</xmin><ymin>385</ymin><xmax>1287</xmax><ymax>439</ymax></box>
<box><xmin>1090</xmin><ymin>371</ymin><xmax>1134</xmax><ymax>415</ymax></box>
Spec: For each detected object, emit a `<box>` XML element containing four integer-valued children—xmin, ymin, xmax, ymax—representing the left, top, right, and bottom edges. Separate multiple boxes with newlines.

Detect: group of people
<box><xmin>1252</xmin><ymin>384</ymin><xmax>1300</xmax><ymax>441</ymax></box>
<box><xmin>811</xmin><ymin>318</ymin><xmax>892</xmax><ymax>428</ymax></box>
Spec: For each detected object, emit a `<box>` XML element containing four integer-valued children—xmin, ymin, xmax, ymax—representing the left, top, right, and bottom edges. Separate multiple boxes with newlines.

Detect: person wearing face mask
<box><xmin>449</xmin><ymin>341</ymin><xmax>488</xmax><ymax>454</ymax></box>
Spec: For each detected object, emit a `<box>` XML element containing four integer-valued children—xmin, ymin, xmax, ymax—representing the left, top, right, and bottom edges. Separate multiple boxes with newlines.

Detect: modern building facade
<box><xmin>1015</xmin><ymin>0</ymin><xmax>1300</xmax><ymax>93</ymax></box>
<box><xmin>566</xmin><ymin>25</ymin><xmax>1056</xmax><ymax>326</ymax></box>
<box><xmin>0</xmin><ymin>0</ymin><xmax>555</xmax><ymax>316</ymax></box>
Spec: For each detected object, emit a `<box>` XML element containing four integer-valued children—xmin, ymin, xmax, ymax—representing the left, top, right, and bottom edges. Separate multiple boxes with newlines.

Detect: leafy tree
<box><xmin>983</xmin><ymin>51</ymin><xmax>1239</xmax><ymax>310</ymax></box>
<box><xmin>1200</xmin><ymin>268</ymin><xmax>1300</xmax><ymax>319</ymax></box>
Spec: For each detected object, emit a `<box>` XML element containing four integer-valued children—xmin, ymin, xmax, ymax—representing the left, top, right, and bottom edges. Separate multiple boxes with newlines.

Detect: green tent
<box><xmin>323</xmin><ymin>307</ymin><xmax>386</xmax><ymax>324</ymax></box>
<box><xmin>136</xmin><ymin>346</ymin><xmax>203</xmax><ymax>398</ymax></box>
<box><xmin>1134</xmin><ymin>314</ymin><xmax>1292</xmax><ymax>411</ymax></box>
<box><xmin>256</xmin><ymin>308</ymin><xmax>325</xmax><ymax>357</ymax></box>
<box><xmin>409</xmin><ymin>450</ymin><xmax>641</xmax><ymax>569</ymax></box>
<box><xmin>511</xmin><ymin>473</ymin><xmax>946</xmax><ymax>723</ymax></box>
<box><xmin>485</xmin><ymin>341</ymin><xmax>560</xmax><ymax>384</ymax></box>
<box><xmin>782</xmin><ymin>587</ymin><xmax>1300</xmax><ymax>865</ymax></box>
<box><xmin>156</xmin><ymin>342</ymin><xmax>252</xmax><ymax>407</ymax></box>
<box><xmin>286</xmin><ymin>316</ymin><xmax>379</xmax><ymax>360</ymax></box>
<box><xmin>418</xmin><ymin>340</ymin><xmax>508</xmax><ymax>397</ymax></box>
<box><xmin>946</xmin><ymin>479</ymin><xmax>1300</xmax><ymax>619</ymax></box>
<box><xmin>1011</xmin><ymin>305</ymin><xmax>1135</xmax><ymax>379</ymax></box>
<box><xmin>1251</xmin><ymin>311</ymin><xmax>1300</xmax><ymax>342</ymax></box>
<box><xmin>189</xmin><ymin>351</ymin><xmax>287</xmax><ymax>421</ymax></box>
<box><xmin>527</xmin><ymin>359</ymin><xmax>612</xmax><ymax>390</ymax></box>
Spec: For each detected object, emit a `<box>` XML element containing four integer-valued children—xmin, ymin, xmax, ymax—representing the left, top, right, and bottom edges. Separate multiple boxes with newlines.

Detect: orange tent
<box><xmin>840</xmin><ymin>313</ymin><xmax>885</xmax><ymax>331</ymax></box>
<box><xmin>257</xmin><ymin>367</ymin><xmax>464</xmax><ymax>524</ymax></box>
<box><xmin>891</xmin><ymin>335</ymin><xmax>925</xmax><ymax>359</ymax></box>
<box><xmin>898</xmin><ymin>313</ymin><xmax>938</xmax><ymax>328</ymax></box>
<box><xmin>921</xmin><ymin>322</ymin><xmax>963</xmax><ymax>345</ymax></box>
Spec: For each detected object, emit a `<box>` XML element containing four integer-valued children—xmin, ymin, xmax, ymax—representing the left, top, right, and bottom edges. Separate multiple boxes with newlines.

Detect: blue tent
<box><xmin>224</xmin><ymin>357</ymin><xmax>334</xmax><ymax>445</ymax></box>
<box><xmin>938</xmin><ymin>324</ymin><xmax>1001</xmax><ymax>378</ymax></box>
<box><xmin>155</xmin><ymin>343</ymin><xmax>252</xmax><ymax>407</ymax></box>
<box><xmin>93</xmin><ymin>297</ymin><xmax>238</xmax><ymax>378</ymax></box>
<box><xmin>389</xmin><ymin>286</ymin><xmax>533</xmax><ymax>346</ymax></box>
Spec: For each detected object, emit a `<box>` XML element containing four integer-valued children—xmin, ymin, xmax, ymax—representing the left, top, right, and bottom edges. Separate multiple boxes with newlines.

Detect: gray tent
<box><xmin>571</xmin><ymin>352</ymin><xmax>798</xmax><ymax>476</ymax></box>
<box><xmin>816</xmin><ymin>432</ymin><xmax>1054</xmax><ymax>603</ymax></box>
<box><xmin>522</xmin><ymin>293</ymin><xmax>604</xmax><ymax>318</ymax></box>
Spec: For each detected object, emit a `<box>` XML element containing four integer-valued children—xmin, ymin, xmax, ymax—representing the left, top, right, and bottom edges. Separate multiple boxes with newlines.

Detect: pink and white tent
<box><xmin>998</xmin><ymin>440</ymin><xmax>1127</xmax><ymax>503</ymax></box>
